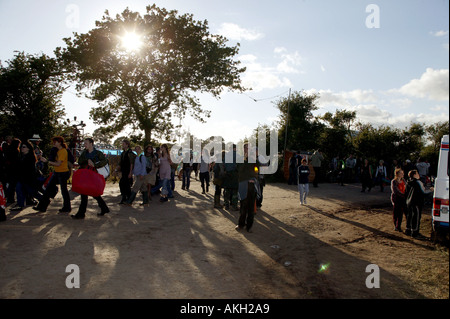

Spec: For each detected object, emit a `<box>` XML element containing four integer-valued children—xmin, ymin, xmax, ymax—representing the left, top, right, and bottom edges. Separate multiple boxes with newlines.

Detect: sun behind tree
<box><xmin>56</xmin><ymin>5</ymin><xmax>246</xmax><ymax>143</ymax></box>
<box><xmin>119</xmin><ymin>31</ymin><xmax>143</xmax><ymax>52</ymax></box>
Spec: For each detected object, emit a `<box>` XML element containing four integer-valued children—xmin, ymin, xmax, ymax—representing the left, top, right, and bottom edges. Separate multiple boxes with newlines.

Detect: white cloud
<box><xmin>341</xmin><ymin>89</ymin><xmax>377</xmax><ymax>103</ymax></box>
<box><xmin>274</xmin><ymin>47</ymin><xmax>303</xmax><ymax>74</ymax></box>
<box><xmin>217</xmin><ymin>23</ymin><xmax>264</xmax><ymax>41</ymax></box>
<box><xmin>306</xmin><ymin>89</ymin><xmax>377</xmax><ymax>107</ymax></box>
<box><xmin>431</xmin><ymin>30</ymin><xmax>449</xmax><ymax>37</ymax></box>
<box><xmin>395</xmin><ymin>68</ymin><xmax>449</xmax><ymax>101</ymax></box>
<box><xmin>320</xmin><ymin>65</ymin><xmax>326</xmax><ymax>72</ymax></box>
<box><xmin>242</xmin><ymin>71</ymin><xmax>292</xmax><ymax>92</ymax></box>
<box><xmin>430</xmin><ymin>104</ymin><xmax>448</xmax><ymax>112</ymax></box>
<box><xmin>239</xmin><ymin>50</ymin><xmax>302</xmax><ymax>92</ymax></box>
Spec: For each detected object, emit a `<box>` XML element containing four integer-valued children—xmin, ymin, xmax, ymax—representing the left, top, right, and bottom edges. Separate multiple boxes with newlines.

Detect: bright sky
<box><xmin>0</xmin><ymin>0</ymin><xmax>448</xmax><ymax>145</ymax></box>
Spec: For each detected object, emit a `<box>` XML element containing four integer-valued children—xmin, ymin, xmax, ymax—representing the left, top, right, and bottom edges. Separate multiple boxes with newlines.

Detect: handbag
<box><xmin>97</xmin><ymin>163</ymin><xmax>110</xmax><ymax>179</ymax></box>
<box><xmin>72</xmin><ymin>167</ymin><xmax>106</xmax><ymax>197</ymax></box>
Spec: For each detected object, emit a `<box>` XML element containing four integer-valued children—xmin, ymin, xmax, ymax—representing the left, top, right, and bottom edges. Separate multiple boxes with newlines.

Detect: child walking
<box><xmin>297</xmin><ymin>158</ymin><xmax>310</xmax><ymax>205</ymax></box>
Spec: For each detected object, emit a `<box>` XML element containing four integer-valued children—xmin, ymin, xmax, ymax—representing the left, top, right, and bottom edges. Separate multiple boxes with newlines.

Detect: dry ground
<box><xmin>0</xmin><ymin>179</ymin><xmax>448</xmax><ymax>299</ymax></box>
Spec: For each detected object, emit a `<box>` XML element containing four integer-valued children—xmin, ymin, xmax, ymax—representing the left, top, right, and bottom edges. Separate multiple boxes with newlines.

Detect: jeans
<box><xmin>392</xmin><ymin>201</ymin><xmax>406</xmax><ymax>230</ymax></box>
<box><xmin>161</xmin><ymin>178</ymin><xmax>171</xmax><ymax>196</ymax></box>
<box><xmin>182</xmin><ymin>168</ymin><xmax>191</xmax><ymax>189</ymax></box>
<box><xmin>238</xmin><ymin>181</ymin><xmax>256</xmax><ymax>231</ymax></box>
<box><xmin>200</xmin><ymin>171</ymin><xmax>210</xmax><ymax>192</ymax></box>
<box><xmin>119</xmin><ymin>175</ymin><xmax>133</xmax><ymax>201</ymax></box>
<box><xmin>38</xmin><ymin>171</ymin><xmax>71</xmax><ymax>211</ymax></box>
<box><xmin>77</xmin><ymin>194</ymin><xmax>108</xmax><ymax>216</ymax></box>
<box><xmin>16</xmin><ymin>181</ymin><xmax>41</xmax><ymax>207</ymax></box>
<box><xmin>312</xmin><ymin>166</ymin><xmax>320</xmax><ymax>187</ymax></box>
<box><xmin>298</xmin><ymin>183</ymin><xmax>309</xmax><ymax>204</ymax></box>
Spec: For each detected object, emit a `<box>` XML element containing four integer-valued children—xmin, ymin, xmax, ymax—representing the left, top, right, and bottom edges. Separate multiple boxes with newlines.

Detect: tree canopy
<box><xmin>276</xmin><ymin>90</ymin><xmax>323</xmax><ymax>152</ymax></box>
<box><xmin>0</xmin><ymin>51</ymin><xmax>66</xmax><ymax>147</ymax></box>
<box><xmin>56</xmin><ymin>5</ymin><xmax>246</xmax><ymax>143</ymax></box>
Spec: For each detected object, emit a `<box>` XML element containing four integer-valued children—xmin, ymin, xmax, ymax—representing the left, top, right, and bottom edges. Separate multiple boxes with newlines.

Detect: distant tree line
<box><xmin>272</xmin><ymin>90</ymin><xmax>449</xmax><ymax>178</ymax></box>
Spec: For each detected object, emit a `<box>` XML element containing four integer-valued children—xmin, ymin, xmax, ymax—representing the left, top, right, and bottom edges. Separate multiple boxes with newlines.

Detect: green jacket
<box><xmin>78</xmin><ymin>149</ymin><xmax>108</xmax><ymax>169</ymax></box>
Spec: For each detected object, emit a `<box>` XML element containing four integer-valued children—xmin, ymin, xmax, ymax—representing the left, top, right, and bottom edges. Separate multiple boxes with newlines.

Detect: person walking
<box><xmin>118</xmin><ymin>139</ymin><xmax>135</xmax><ymax>204</ymax></box>
<box><xmin>405</xmin><ymin>170</ymin><xmax>433</xmax><ymax>238</ymax></box>
<box><xmin>71</xmin><ymin>138</ymin><xmax>109</xmax><ymax>219</ymax></box>
<box><xmin>297</xmin><ymin>158</ymin><xmax>310</xmax><ymax>205</ymax></box>
<box><xmin>310</xmin><ymin>149</ymin><xmax>324</xmax><ymax>188</ymax></box>
<box><xmin>182</xmin><ymin>151</ymin><xmax>193</xmax><ymax>191</ymax></box>
<box><xmin>158</xmin><ymin>144</ymin><xmax>172</xmax><ymax>203</ymax></box>
<box><xmin>125</xmin><ymin>145</ymin><xmax>148</xmax><ymax>206</ymax></box>
<box><xmin>374</xmin><ymin>160</ymin><xmax>387</xmax><ymax>192</ymax></box>
<box><xmin>360</xmin><ymin>159</ymin><xmax>373</xmax><ymax>192</ymax></box>
<box><xmin>223</xmin><ymin>144</ymin><xmax>238</xmax><ymax>210</ymax></box>
<box><xmin>199</xmin><ymin>148</ymin><xmax>210</xmax><ymax>194</ymax></box>
<box><xmin>236</xmin><ymin>143</ymin><xmax>259</xmax><ymax>232</ymax></box>
<box><xmin>10</xmin><ymin>140</ymin><xmax>41</xmax><ymax>212</ymax></box>
<box><xmin>256</xmin><ymin>147</ymin><xmax>267</xmax><ymax>209</ymax></box>
<box><xmin>345</xmin><ymin>154</ymin><xmax>356</xmax><ymax>183</ymax></box>
<box><xmin>390</xmin><ymin>168</ymin><xmax>407</xmax><ymax>232</ymax></box>
<box><xmin>213</xmin><ymin>151</ymin><xmax>226</xmax><ymax>209</ymax></box>
<box><xmin>288</xmin><ymin>152</ymin><xmax>299</xmax><ymax>185</ymax></box>
<box><xmin>34</xmin><ymin>136</ymin><xmax>71</xmax><ymax>213</ymax></box>
<box><xmin>144</xmin><ymin>145</ymin><xmax>158</xmax><ymax>203</ymax></box>
<box><xmin>3</xmin><ymin>136</ymin><xmax>20</xmax><ymax>204</ymax></box>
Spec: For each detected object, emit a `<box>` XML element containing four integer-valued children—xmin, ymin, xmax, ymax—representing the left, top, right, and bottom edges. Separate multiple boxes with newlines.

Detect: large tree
<box><xmin>276</xmin><ymin>90</ymin><xmax>324</xmax><ymax>152</ymax></box>
<box><xmin>0</xmin><ymin>52</ymin><xmax>66</xmax><ymax>147</ymax></box>
<box><xmin>318</xmin><ymin>109</ymin><xmax>357</xmax><ymax>159</ymax></box>
<box><xmin>56</xmin><ymin>5</ymin><xmax>246</xmax><ymax>143</ymax></box>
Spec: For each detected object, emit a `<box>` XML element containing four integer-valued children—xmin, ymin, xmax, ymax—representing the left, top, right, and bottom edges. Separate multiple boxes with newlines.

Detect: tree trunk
<box><xmin>144</xmin><ymin>127</ymin><xmax>152</xmax><ymax>145</ymax></box>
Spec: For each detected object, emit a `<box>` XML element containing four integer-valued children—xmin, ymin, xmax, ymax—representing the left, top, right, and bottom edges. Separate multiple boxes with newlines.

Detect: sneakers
<box><xmin>159</xmin><ymin>196</ymin><xmax>168</xmax><ymax>203</ymax></box>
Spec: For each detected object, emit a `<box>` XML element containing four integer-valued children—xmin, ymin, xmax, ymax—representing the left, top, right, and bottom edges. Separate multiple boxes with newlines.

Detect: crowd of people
<box><xmin>288</xmin><ymin>150</ymin><xmax>435</xmax><ymax>238</ymax></box>
<box><xmin>1</xmin><ymin>134</ymin><xmax>435</xmax><ymax>237</ymax></box>
<box><xmin>0</xmin><ymin>135</ymin><xmax>266</xmax><ymax>233</ymax></box>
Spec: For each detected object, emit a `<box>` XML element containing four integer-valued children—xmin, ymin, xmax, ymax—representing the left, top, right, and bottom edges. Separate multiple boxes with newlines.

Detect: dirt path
<box><xmin>0</xmin><ymin>179</ymin><xmax>448</xmax><ymax>299</ymax></box>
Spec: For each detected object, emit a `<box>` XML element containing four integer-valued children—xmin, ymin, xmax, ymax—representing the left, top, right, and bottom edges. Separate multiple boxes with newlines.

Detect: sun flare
<box><xmin>120</xmin><ymin>31</ymin><xmax>143</xmax><ymax>52</ymax></box>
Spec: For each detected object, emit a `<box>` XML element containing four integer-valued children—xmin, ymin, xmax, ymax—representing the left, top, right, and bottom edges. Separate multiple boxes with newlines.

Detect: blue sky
<box><xmin>0</xmin><ymin>0</ymin><xmax>448</xmax><ymax>144</ymax></box>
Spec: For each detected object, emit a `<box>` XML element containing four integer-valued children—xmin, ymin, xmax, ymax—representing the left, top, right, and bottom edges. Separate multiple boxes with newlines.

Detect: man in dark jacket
<box><xmin>71</xmin><ymin>138</ymin><xmax>109</xmax><ymax>219</ymax></box>
<box><xmin>405</xmin><ymin>169</ymin><xmax>433</xmax><ymax>237</ymax></box>
<box><xmin>118</xmin><ymin>139</ymin><xmax>135</xmax><ymax>204</ymax></box>
<box><xmin>236</xmin><ymin>144</ymin><xmax>259</xmax><ymax>232</ymax></box>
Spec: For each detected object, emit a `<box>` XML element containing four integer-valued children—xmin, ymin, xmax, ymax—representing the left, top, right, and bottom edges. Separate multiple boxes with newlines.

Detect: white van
<box><xmin>431</xmin><ymin>134</ymin><xmax>449</xmax><ymax>239</ymax></box>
